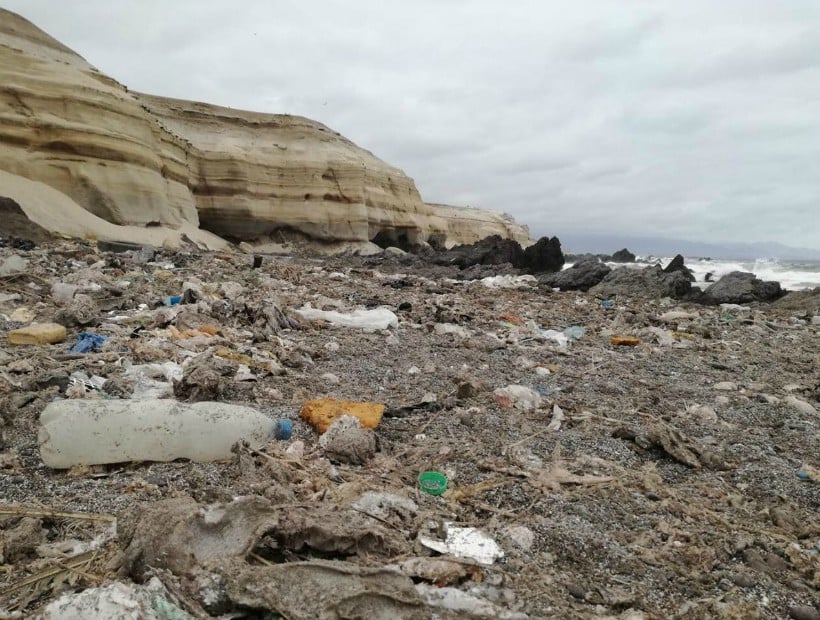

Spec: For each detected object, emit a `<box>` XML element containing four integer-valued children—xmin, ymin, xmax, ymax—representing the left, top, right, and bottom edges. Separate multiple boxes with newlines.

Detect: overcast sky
<box><xmin>5</xmin><ymin>1</ymin><xmax>820</xmax><ymax>249</ymax></box>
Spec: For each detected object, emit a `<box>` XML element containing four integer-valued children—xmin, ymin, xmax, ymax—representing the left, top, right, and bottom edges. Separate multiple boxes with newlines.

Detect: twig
<box><xmin>0</xmin><ymin>506</ymin><xmax>115</xmax><ymax>522</ymax></box>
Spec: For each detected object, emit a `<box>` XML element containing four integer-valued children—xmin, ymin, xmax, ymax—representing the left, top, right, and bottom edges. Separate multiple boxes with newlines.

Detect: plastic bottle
<box><xmin>38</xmin><ymin>399</ymin><xmax>275</xmax><ymax>468</ymax></box>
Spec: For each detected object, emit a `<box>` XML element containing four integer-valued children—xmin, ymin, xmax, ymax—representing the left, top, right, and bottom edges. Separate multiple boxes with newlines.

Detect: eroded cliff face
<box><xmin>0</xmin><ymin>9</ymin><xmax>531</xmax><ymax>248</ymax></box>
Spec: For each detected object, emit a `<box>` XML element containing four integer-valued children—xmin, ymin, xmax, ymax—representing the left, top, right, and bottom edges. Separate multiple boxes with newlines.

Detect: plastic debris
<box><xmin>351</xmin><ymin>492</ymin><xmax>418</xmax><ymax>521</ymax></box>
<box><xmin>563</xmin><ymin>325</ymin><xmax>586</xmax><ymax>340</ymax></box>
<box><xmin>419</xmin><ymin>523</ymin><xmax>505</xmax><ymax>565</ymax></box>
<box><xmin>493</xmin><ymin>385</ymin><xmax>542</xmax><ymax>410</ymax></box>
<box><xmin>38</xmin><ymin>399</ymin><xmax>275</xmax><ymax>468</ymax></box>
<box><xmin>274</xmin><ymin>419</ymin><xmax>293</xmax><ymax>440</ymax></box>
<box><xmin>36</xmin><ymin>578</ymin><xmax>191</xmax><ymax>620</ymax></box>
<box><xmin>9</xmin><ymin>322</ymin><xmax>67</xmax><ymax>345</ymax></box>
<box><xmin>300</xmin><ymin>397</ymin><xmax>385</xmax><ymax>433</ymax></box>
<box><xmin>69</xmin><ymin>332</ymin><xmax>108</xmax><ymax>353</ymax></box>
<box><xmin>547</xmin><ymin>404</ymin><xmax>565</xmax><ymax>431</ymax></box>
<box><xmin>611</xmin><ymin>336</ymin><xmax>640</xmax><ymax>346</ymax></box>
<box><xmin>0</xmin><ymin>254</ymin><xmax>28</xmax><ymax>275</ymax></box>
<box><xmin>478</xmin><ymin>274</ymin><xmax>537</xmax><ymax>289</ymax></box>
<box><xmin>293</xmin><ymin>304</ymin><xmax>398</xmax><ymax>330</ymax></box>
<box><xmin>796</xmin><ymin>464</ymin><xmax>819</xmax><ymax>483</ymax></box>
<box><xmin>416</xmin><ymin>584</ymin><xmax>529</xmax><ymax>619</ymax></box>
<box><xmin>418</xmin><ymin>471</ymin><xmax>448</xmax><ymax>496</ymax></box>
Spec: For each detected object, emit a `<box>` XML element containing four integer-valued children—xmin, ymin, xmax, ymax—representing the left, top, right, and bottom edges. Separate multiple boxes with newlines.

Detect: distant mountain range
<box><xmin>551</xmin><ymin>232</ymin><xmax>820</xmax><ymax>261</ymax></box>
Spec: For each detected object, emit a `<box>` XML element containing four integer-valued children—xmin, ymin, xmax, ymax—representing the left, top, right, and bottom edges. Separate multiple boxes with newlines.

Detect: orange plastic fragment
<box><xmin>611</xmin><ymin>336</ymin><xmax>640</xmax><ymax>346</ymax></box>
<box><xmin>300</xmin><ymin>398</ymin><xmax>385</xmax><ymax>433</ymax></box>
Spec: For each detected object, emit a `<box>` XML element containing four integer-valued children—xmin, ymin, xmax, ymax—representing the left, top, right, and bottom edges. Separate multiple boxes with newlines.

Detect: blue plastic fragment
<box><xmin>70</xmin><ymin>332</ymin><xmax>108</xmax><ymax>354</ymax></box>
<box><xmin>163</xmin><ymin>296</ymin><xmax>182</xmax><ymax>306</ymax></box>
<box><xmin>274</xmin><ymin>419</ymin><xmax>293</xmax><ymax>440</ymax></box>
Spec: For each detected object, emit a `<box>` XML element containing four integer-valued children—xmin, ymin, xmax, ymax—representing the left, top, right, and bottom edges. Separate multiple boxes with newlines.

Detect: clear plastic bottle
<box><xmin>39</xmin><ymin>399</ymin><xmax>275</xmax><ymax>468</ymax></box>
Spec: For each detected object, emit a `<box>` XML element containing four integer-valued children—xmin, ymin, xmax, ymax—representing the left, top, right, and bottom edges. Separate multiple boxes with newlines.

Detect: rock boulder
<box><xmin>540</xmin><ymin>257</ymin><xmax>611</xmax><ymax>291</ymax></box>
<box><xmin>701</xmin><ymin>271</ymin><xmax>784</xmax><ymax>304</ymax></box>
<box><xmin>590</xmin><ymin>265</ymin><xmax>693</xmax><ymax>299</ymax></box>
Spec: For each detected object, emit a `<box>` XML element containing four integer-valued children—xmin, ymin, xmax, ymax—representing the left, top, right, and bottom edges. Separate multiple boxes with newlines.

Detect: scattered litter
<box><xmin>493</xmin><ymin>385</ymin><xmax>542</xmax><ymax>410</ymax></box>
<box><xmin>273</xmin><ymin>419</ymin><xmax>293</xmax><ymax>440</ymax></box>
<box><xmin>418</xmin><ymin>471</ymin><xmax>448</xmax><ymax>496</ymax></box>
<box><xmin>10</xmin><ymin>306</ymin><xmax>35</xmax><ymax>322</ymax></box>
<box><xmin>300</xmin><ymin>397</ymin><xmax>384</xmax><ymax>433</ymax></box>
<box><xmin>415</xmin><ymin>584</ymin><xmax>528</xmax><ymax>619</ymax></box>
<box><xmin>796</xmin><ymin>464</ymin><xmax>819</xmax><ymax>483</ymax></box>
<box><xmin>547</xmin><ymin>404</ymin><xmax>565</xmax><ymax>431</ymax></box>
<box><xmin>611</xmin><ymin>336</ymin><xmax>640</xmax><ymax>346</ymax></box>
<box><xmin>351</xmin><ymin>492</ymin><xmax>418</xmax><ymax>521</ymax></box>
<box><xmin>39</xmin><ymin>399</ymin><xmax>275</xmax><ymax>468</ymax></box>
<box><xmin>35</xmin><ymin>578</ymin><xmax>191</xmax><ymax>620</ymax></box>
<box><xmin>213</xmin><ymin>558</ymin><xmax>427</xmax><ymax>620</ymax></box>
<box><xmin>9</xmin><ymin>322</ymin><xmax>67</xmax><ymax>345</ymax></box>
<box><xmin>69</xmin><ymin>332</ymin><xmax>108</xmax><ymax>353</ymax></box>
<box><xmin>419</xmin><ymin>523</ymin><xmax>505</xmax><ymax>565</ymax></box>
<box><xmin>293</xmin><ymin>304</ymin><xmax>398</xmax><ymax>330</ymax></box>
<box><xmin>479</xmin><ymin>274</ymin><xmax>537</xmax><ymax>289</ymax></box>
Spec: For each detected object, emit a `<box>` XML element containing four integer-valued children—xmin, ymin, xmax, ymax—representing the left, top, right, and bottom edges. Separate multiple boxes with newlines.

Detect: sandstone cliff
<box><xmin>0</xmin><ymin>9</ymin><xmax>531</xmax><ymax>249</ymax></box>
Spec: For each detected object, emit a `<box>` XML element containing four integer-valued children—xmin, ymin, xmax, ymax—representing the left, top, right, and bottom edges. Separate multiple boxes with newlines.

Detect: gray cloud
<box><xmin>4</xmin><ymin>0</ymin><xmax>819</xmax><ymax>249</ymax></box>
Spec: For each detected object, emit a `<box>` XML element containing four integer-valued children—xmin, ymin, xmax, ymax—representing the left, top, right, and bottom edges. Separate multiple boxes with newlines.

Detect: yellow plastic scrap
<box><xmin>9</xmin><ymin>323</ymin><xmax>67</xmax><ymax>345</ymax></box>
<box><xmin>300</xmin><ymin>398</ymin><xmax>385</xmax><ymax>433</ymax></box>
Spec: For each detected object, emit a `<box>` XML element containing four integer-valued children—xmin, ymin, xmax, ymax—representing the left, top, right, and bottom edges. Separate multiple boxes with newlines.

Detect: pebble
<box><xmin>784</xmin><ymin>395</ymin><xmax>818</xmax><ymax>416</ymax></box>
<box><xmin>728</xmin><ymin>572</ymin><xmax>756</xmax><ymax>588</ymax></box>
<box><xmin>713</xmin><ymin>382</ymin><xmax>737</xmax><ymax>391</ymax></box>
<box><xmin>789</xmin><ymin>606</ymin><xmax>820</xmax><ymax>620</ymax></box>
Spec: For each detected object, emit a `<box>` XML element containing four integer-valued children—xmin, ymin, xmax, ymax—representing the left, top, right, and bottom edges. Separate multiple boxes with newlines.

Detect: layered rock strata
<box><xmin>0</xmin><ymin>9</ymin><xmax>531</xmax><ymax>248</ymax></box>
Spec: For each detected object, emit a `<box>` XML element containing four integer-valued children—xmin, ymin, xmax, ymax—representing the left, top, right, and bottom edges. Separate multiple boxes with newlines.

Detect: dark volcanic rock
<box><xmin>540</xmin><ymin>257</ymin><xmax>611</xmax><ymax>291</ymax></box>
<box><xmin>590</xmin><ymin>265</ymin><xmax>693</xmax><ymax>299</ymax></box>
<box><xmin>434</xmin><ymin>235</ymin><xmax>525</xmax><ymax>269</ymax></box>
<box><xmin>610</xmin><ymin>248</ymin><xmax>636</xmax><ymax>263</ymax></box>
<box><xmin>522</xmin><ymin>236</ymin><xmax>564</xmax><ymax>273</ymax></box>
<box><xmin>701</xmin><ymin>271</ymin><xmax>784</xmax><ymax>304</ymax></box>
<box><xmin>429</xmin><ymin>234</ymin><xmax>564</xmax><ymax>274</ymax></box>
<box><xmin>663</xmin><ymin>254</ymin><xmax>695</xmax><ymax>281</ymax></box>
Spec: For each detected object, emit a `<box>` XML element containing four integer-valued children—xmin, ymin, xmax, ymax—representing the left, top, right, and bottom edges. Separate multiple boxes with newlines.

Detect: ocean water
<box><xmin>682</xmin><ymin>257</ymin><xmax>820</xmax><ymax>291</ymax></box>
<box><xmin>637</xmin><ymin>257</ymin><xmax>820</xmax><ymax>291</ymax></box>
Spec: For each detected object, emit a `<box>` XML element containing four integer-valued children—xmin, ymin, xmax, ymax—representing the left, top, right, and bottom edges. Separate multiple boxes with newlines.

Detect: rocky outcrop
<box><xmin>522</xmin><ymin>236</ymin><xmax>565</xmax><ymax>273</ymax></box>
<box><xmin>701</xmin><ymin>271</ymin><xmax>784</xmax><ymax>305</ymax></box>
<box><xmin>430</xmin><ymin>235</ymin><xmax>563</xmax><ymax>274</ymax></box>
<box><xmin>540</xmin><ymin>256</ymin><xmax>611</xmax><ymax>291</ymax></box>
<box><xmin>610</xmin><ymin>248</ymin><xmax>636</xmax><ymax>263</ymax></box>
<box><xmin>663</xmin><ymin>254</ymin><xmax>695</xmax><ymax>281</ymax></box>
<box><xmin>590</xmin><ymin>265</ymin><xmax>693</xmax><ymax>299</ymax></box>
<box><xmin>0</xmin><ymin>9</ymin><xmax>531</xmax><ymax>249</ymax></box>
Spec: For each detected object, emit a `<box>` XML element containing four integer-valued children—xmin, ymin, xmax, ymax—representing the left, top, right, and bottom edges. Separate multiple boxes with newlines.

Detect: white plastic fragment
<box><xmin>293</xmin><ymin>304</ymin><xmax>398</xmax><ymax>331</ymax></box>
<box><xmin>493</xmin><ymin>385</ymin><xmax>542</xmax><ymax>410</ymax></box>
<box><xmin>35</xmin><ymin>577</ymin><xmax>190</xmax><ymax>620</ymax></box>
<box><xmin>124</xmin><ymin>362</ymin><xmax>183</xmax><ymax>399</ymax></box>
<box><xmin>547</xmin><ymin>404</ymin><xmax>565</xmax><ymax>431</ymax></box>
<box><xmin>419</xmin><ymin>523</ymin><xmax>505</xmax><ymax>565</ymax></box>
<box><xmin>478</xmin><ymin>274</ymin><xmax>537</xmax><ymax>289</ymax></box>
<box><xmin>658</xmin><ymin>310</ymin><xmax>699</xmax><ymax>323</ymax></box>
<box><xmin>415</xmin><ymin>584</ymin><xmax>528</xmax><ymax>619</ymax></box>
<box><xmin>434</xmin><ymin>322</ymin><xmax>472</xmax><ymax>338</ymax></box>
